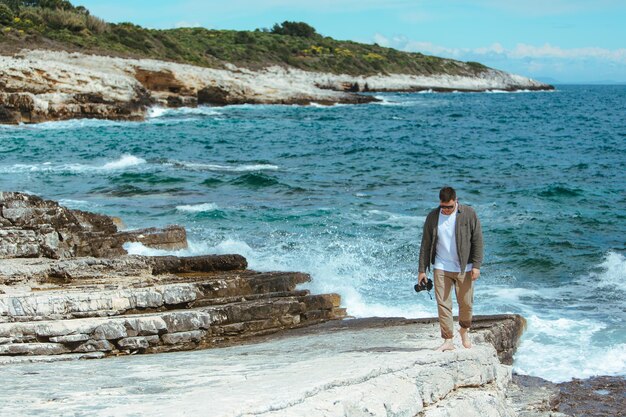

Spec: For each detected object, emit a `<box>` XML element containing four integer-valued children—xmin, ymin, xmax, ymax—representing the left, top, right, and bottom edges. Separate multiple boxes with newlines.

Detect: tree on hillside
<box><xmin>0</xmin><ymin>0</ymin><xmax>75</xmax><ymax>11</ymax></box>
<box><xmin>270</xmin><ymin>21</ymin><xmax>318</xmax><ymax>38</ymax></box>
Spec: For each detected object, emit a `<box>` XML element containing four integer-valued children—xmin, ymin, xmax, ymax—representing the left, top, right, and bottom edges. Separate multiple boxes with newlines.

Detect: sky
<box><xmin>75</xmin><ymin>0</ymin><xmax>626</xmax><ymax>83</ymax></box>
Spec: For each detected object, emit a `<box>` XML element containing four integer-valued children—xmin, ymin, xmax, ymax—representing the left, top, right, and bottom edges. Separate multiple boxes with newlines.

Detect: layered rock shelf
<box><xmin>0</xmin><ymin>315</ymin><xmax>566</xmax><ymax>417</ymax></box>
<box><xmin>0</xmin><ymin>192</ymin><xmax>345</xmax><ymax>363</ymax></box>
<box><xmin>0</xmin><ymin>49</ymin><xmax>553</xmax><ymax>124</ymax></box>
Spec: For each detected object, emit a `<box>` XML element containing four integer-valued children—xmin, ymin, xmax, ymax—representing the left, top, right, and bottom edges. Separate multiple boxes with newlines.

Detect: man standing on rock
<box><xmin>418</xmin><ymin>186</ymin><xmax>484</xmax><ymax>351</ymax></box>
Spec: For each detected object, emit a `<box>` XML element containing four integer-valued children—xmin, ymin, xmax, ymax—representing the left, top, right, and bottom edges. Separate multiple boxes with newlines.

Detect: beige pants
<box><xmin>433</xmin><ymin>269</ymin><xmax>474</xmax><ymax>339</ymax></box>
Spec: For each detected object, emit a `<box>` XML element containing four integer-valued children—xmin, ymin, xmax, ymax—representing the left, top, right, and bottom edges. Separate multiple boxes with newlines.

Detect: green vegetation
<box><xmin>0</xmin><ymin>0</ymin><xmax>489</xmax><ymax>77</ymax></box>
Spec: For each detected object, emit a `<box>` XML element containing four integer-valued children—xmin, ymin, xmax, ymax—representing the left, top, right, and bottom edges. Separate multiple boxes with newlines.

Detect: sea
<box><xmin>1</xmin><ymin>85</ymin><xmax>624</xmax><ymax>383</ymax></box>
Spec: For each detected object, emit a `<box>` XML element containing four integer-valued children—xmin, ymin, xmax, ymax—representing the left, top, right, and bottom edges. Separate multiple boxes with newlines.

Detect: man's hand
<box><xmin>471</xmin><ymin>268</ymin><xmax>480</xmax><ymax>281</ymax></box>
<box><xmin>418</xmin><ymin>272</ymin><xmax>428</xmax><ymax>284</ymax></box>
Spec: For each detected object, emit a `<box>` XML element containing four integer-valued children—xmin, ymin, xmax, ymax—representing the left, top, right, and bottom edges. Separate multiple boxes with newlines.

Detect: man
<box><xmin>418</xmin><ymin>186</ymin><xmax>483</xmax><ymax>351</ymax></box>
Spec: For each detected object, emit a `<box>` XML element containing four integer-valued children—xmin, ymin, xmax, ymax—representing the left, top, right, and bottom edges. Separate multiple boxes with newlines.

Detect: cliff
<box><xmin>0</xmin><ymin>49</ymin><xmax>552</xmax><ymax>124</ymax></box>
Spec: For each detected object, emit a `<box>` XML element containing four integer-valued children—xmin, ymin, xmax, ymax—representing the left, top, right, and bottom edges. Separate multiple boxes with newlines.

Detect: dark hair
<box><xmin>439</xmin><ymin>186</ymin><xmax>456</xmax><ymax>202</ymax></box>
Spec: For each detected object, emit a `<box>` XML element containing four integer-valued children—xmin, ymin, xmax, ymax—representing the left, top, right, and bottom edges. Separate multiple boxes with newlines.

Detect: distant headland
<box><xmin>0</xmin><ymin>0</ymin><xmax>553</xmax><ymax>124</ymax></box>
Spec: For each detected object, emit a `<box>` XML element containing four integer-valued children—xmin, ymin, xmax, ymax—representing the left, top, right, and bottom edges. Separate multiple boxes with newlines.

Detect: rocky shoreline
<box><xmin>0</xmin><ymin>191</ymin><xmax>346</xmax><ymax>362</ymax></box>
<box><xmin>2</xmin><ymin>191</ymin><xmax>622</xmax><ymax>416</ymax></box>
<box><xmin>0</xmin><ymin>49</ymin><xmax>553</xmax><ymax>124</ymax></box>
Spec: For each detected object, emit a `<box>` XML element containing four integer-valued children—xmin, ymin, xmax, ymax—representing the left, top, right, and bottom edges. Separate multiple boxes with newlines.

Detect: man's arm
<box><xmin>469</xmin><ymin>214</ymin><xmax>484</xmax><ymax>269</ymax></box>
<box><xmin>418</xmin><ymin>217</ymin><xmax>433</xmax><ymax>275</ymax></box>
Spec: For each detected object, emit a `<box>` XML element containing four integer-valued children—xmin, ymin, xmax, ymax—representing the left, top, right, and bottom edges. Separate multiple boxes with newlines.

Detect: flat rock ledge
<box><xmin>0</xmin><ymin>315</ymin><xmax>567</xmax><ymax>417</ymax></box>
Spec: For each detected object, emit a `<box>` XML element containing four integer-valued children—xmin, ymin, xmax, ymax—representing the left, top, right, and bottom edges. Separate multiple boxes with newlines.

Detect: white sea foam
<box><xmin>489</xmin><ymin>286</ymin><xmax>540</xmax><ymax>302</ymax></box>
<box><xmin>373</xmin><ymin>95</ymin><xmax>404</xmax><ymax>106</ymax></box>
<box><xmin>170</xmin><ymin>160</ymin><xmax>279</xmax><ymax>172</ymax></box>
<box><xmin>58</xmin><ymin>199</ymin><xmax>99</xmax><ymax>210</ymax></box>
<box><xmin>362</xmin><ymin>210</ymin><xmax>425</xmax><ymax>226</ymax></box>
<box><xmin>124</xmin><ymin>239</ymin><xmax>253</xmax><ymax>258</ymax></box>
<box><xmin>585</xmin><ymin>251</ymin><xmax>626</xmax><ymax>292</ymax></box>
<box><xmin>176</xmin><ymin>203</ymin><xmax>220</xmax><ymax>213</ymax></box>
<box><xmin>309</xmin><ymin>102</ymin><xmax>347</xmax><ymax>108</ymax></box>
<box><xmin>514</xmin><ymin>315</ymin><xmax>625</xmax><ymax>382</ymax></box>
<box><xmin>147</xmin><ymin>106</ymin><xmax>223</xmax><ymax>118</ymax></box>
<box><xmin>22</xmin><ymin>118</ymin><xmax>131</xmax><ymax>130</ymax></box>
<box><xmin>0</xmin><ymin>154</ymin><xmax>147</xmax><ymax>174</ymax></box>
<box><xmin>102</xmin><ymin>154</ymin><xmax>146</xmax><ymax>170</ymax></box>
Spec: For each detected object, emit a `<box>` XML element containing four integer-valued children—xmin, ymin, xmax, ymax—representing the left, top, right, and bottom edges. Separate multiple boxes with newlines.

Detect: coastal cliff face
<box><xmin>0</xmin><ymin>49</ymin><xmax>552</xmax><ymax>124</ymax></box>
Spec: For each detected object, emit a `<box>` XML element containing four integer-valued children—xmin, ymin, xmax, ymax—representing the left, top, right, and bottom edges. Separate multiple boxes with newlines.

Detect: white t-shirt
<box><xmin>433</xmin><ymin>208</ymin><xmax>473</xmax><ymax>273</ymax></box>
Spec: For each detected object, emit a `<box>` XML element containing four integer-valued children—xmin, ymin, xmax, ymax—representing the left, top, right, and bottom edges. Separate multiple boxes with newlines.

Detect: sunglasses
<box><xmin>440</xmin><ymin>204</ymin><xmax>455</xmax><ymax>210</ymax></box>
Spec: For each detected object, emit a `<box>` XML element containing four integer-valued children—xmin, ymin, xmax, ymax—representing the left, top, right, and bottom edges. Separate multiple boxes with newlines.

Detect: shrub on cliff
<box><xmin>271</xmin><ymin>21</ymin><xmax>318</xmax><ymax>38</ymax></box>
<box><xmin>1</xmin><ymin>0</ymin><xmax>74</xmax><ymax>11</ymax></box>
<box><xmin>0</xmin><ymin>3</ymin><xmax>14</xmax><ymax>24</ymax></box>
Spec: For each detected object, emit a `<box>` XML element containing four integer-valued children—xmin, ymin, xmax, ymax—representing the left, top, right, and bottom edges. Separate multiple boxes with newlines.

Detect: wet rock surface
<box><xmin>557</xmin><ymin>376</ymin><xmax>626</xmax><ymax>417</ymax></box>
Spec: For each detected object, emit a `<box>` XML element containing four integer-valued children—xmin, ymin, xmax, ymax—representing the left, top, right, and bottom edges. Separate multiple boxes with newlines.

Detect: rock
<box><xmin>161</xmin><ymin>311</ymin><xmax>210</xmax><ymax>333</ymax></box>
<box><xmin>197</xmin><ymin>85</ymin><xmax>239</xmax><ymax>106</ymax></box>
<box><xmin>49</xmin><ymin>334</ymin><xmax>90</xmax><ymax>343</ymax></box>
<box><xmin>117</xmin><ymin>336</ymin><xmax>149</xmax><ymax>350</ymax></box>
<box><xmin>0</xmin><ymin>342</ymin><xmax>69</xmax><ymax>356</ymax></box>
<box><xmin>506</xmin><ymin>374</ymin><xmax>562</xmax><ymax>417</ymax></box>
<box><xmin>557</xmin><ymin>376</ymin><xmax>626</xmax><ymax>417</ymax></box>
<box><xmin>126</xmin><ymin>317</ymin><xmax>167</xmax><ymax>336</ymax></box>
<box><xmin>92</xmin><ymin>322</ymin><xmax>127</xmax><ymax>340</ymax></box>
<box><xmin>0</xmin><ymin>192</ymin><xmax>189</xmax><ymax>260</ymax></box>
<box><xmin>162</xmin><ymin>284</ymin><xmax>197</xmax><ymax>305</ymax></box>
<box><xmin>471</xmin><ymin>314</ymin><xmax>527</xmax><ymax>364</ymax></box>
<box><xmin>161</xmin><ymin>330</ymin><xmax>205</xmax><ymax>345</ymax></box>
<box><xmin>116</xmin><ymin>225</ymin><xmax>188</xmax><ymax>250</ymax></box>
<box><xmin>149</xmin><ymin>254</ymin><xmax>248</xmax><ymax>274</ymax></box>
<box><xmin>74</xmin><ymin>340</ymin><xmax>114</xmax><ymax>353</ymax></box>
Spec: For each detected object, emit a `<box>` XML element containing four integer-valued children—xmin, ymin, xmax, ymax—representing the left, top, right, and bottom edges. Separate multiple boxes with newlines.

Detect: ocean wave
<box><xmin>514</xmin><ymin>315</ymin><xmax>625</xmax><ymax>382</ymax></box>
<box><xmin>585</xmin><ymin>251</ymin><xmax>626</xmax><ymax>292</ymax></box>
<box><xmin>124</xmin><ymin>239</ymin><xmax>253</xmax><ymax>258</ymax></box>
<box><xmin>167</xmin><ymin>160</ymin><xmax>279</xmax><ymax>172</ymax></box>
<box><xmin>176</xmin><ymin>203</ymin><xmax>220</xmax><ymax>213</ymax></box>
<box><xmin>372</xmin><ymin>96</ymin><xmax>406</xmax><ymax>106</ymax></box>
<box><xmin>9</xmin><ymin>118</ymin><xmax>132</xmax><ymax>130</ymax></box>
<box><xmin>309</xmin><ymin>102</ymin><xmax>347</xmax><ymax>108</ymax></box>
<box><xmin>538</xmin><ymin>185</ymin><xmax>583</xmax><ymax>198</ymax></box>
<box><xmin>0</xmin><ymin>154</ymin><xmax>146</xmax><ymax>174</ymax></box>
<box><xmin>58</xmin><ymin>199</ymin><xmax>99</xmax><ymax>211</ymax></box>
<box><xmin>361</xmin><ymin>210</ymin><xmax>425</xmax><ymax>226</ymax></box>
<box><xmin>230</xmin><ymin>173</ymin><xmax>280</xmax><ymax>188</ymax></box>
<box><xmin>102</xmin><ymin>155</ymin><xmax>146</xmax><ymax>170</ymax></box>
<box><xmin>147</xmin><ymin>106</ymin><xmax>223</xmax><ymax>118</ymax></box>
<box><xmin>488</xmin><ymin>286</ymin><xmax>541</xmax><ymax>302</ymax></box>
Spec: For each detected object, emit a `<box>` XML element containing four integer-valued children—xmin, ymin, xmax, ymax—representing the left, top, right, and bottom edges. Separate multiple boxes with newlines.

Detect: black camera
<box><xmin>414</xmin><ymin>278</ymin><xmax>433</xmax><ymax>293</ymax></box>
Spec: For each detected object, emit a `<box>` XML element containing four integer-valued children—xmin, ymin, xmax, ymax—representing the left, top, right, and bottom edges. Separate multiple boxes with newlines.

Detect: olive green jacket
<box><xmin>418</xmin><ymin>204</ymin><xmax>484</xmax><ymax>273</ymax></box>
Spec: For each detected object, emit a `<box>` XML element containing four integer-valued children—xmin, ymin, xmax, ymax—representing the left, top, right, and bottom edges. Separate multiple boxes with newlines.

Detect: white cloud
<box><xmin>372</xmin><ymin>34</ymin><xmax>626</xmax><ymax>81</ymax></box>
<box><xmin>373</xmin><ymin>35</ymin><xmax>626</xmax><ymax>64</ymax></box>
<box><xmin>510</xmin><ymin>44</ymin><xmax>626</xmax><ymax>62</ymax></box>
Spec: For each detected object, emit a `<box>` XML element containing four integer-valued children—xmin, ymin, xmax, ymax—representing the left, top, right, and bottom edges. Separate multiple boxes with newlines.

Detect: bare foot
<box><xmin>434</xmin><ymin>339</ymin><xmax>455</xmax><ymax>351</ymax></box>
<box><xmin>459</xmin><ymin>328</ymin><xmax>472</xmax><ymax>349</ymax></box>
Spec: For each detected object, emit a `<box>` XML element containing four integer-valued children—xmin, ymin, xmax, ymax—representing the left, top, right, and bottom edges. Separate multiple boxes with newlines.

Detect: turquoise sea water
<box><xmin>1</xmin><ymin>85</ymin><xmax>625</xmax><ymax>382</ymax></box>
